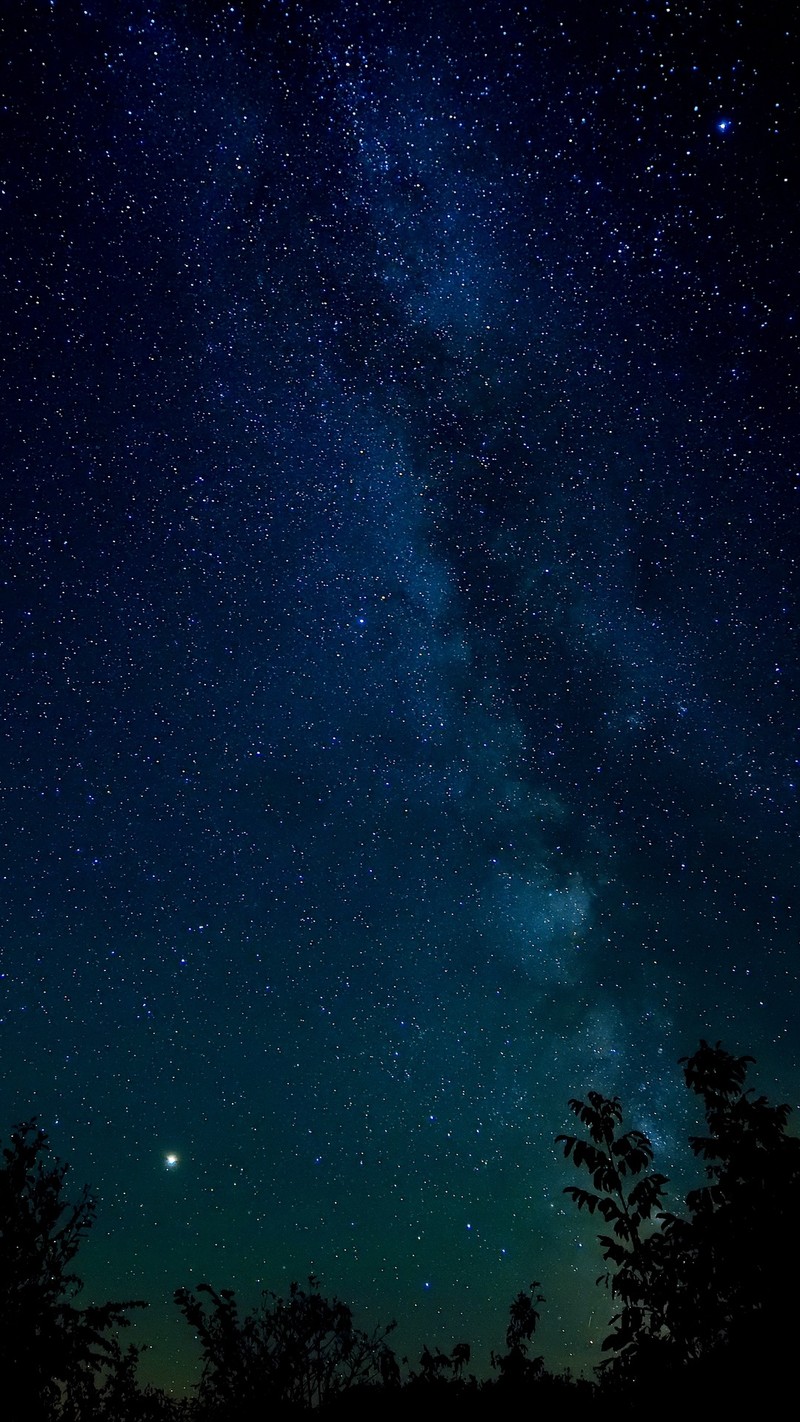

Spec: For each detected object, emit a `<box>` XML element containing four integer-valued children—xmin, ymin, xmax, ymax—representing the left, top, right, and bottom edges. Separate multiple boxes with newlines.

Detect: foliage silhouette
<box><xmin>0</xmin><ymin>1119</ymin><xmax>145</xmax><ymax>1421</ymax></box>
<box><xmin>3</xmin><ymin>1037</ymin><xmax>793</xmax><ymax>1415</ymax></box>
<box><xmin>661</xmin><ymin>1040</ymin><xmax>800</xmax><ymax>1376</ymax></box>
<box><xmin>408</xmin><ymin>1340</ymin><xmax>475</xmax><ymax>1390</ymax></box>
<box><xmin>490</xmin><ymin>1283</ymin><xmax>545</xmax><ymax>1385</ymax></box>
<box><xmin>92</xmin><ymin>1336</ymin><xmax>190</xmax><ymax>1420</ymax></box>
<box><xmin>559</xmin><ymin>1040</ymin><xmax>800</xmax><ymax>1396</ymax></box>
<box><xmin>175</xmin><ymin>1275</ymin><xmax>397</xmax><ymax>1418</ymax></box>
<box><xmin>557</xmin><ymin>1091</ymin><xmax>670</xmax><ymax>1377</ymax></box>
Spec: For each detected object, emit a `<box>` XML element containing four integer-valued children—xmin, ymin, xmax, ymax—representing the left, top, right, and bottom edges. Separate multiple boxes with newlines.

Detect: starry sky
<box><xmin>1</xmin><ymin>0</ymin><xmax>798</xmax><ymax>1393</ymax></box>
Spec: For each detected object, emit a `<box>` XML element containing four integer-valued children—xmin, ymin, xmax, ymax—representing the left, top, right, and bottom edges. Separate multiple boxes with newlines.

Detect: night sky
<box><xmin>1</xmin><ymin>0</ymin><xmax>798</xmax><ymax>1393</ymax></box>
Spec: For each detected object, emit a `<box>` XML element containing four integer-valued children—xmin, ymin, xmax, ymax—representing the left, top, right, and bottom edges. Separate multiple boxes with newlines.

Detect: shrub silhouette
<box><xmin>175</xmin><ymin>1275</ymin><xmax>396</xmax><ymax>1417</ymax></box>
<box><xmin>491</xmin><ymin>1284</ymin><xmax>545</xmax><ymax>1386</ymax></box>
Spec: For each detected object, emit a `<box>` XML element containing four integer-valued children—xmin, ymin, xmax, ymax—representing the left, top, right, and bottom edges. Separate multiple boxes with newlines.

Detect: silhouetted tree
<box><xmin>0</xmin><ymin>1119</ymin><xmax>144</xmax><ymax>1421</ymax></box>
<box><xmin>659</xmin><ymin>1041</ymin><xmax>800</xmax><ymax>1380</ymax></box>
<box><xmin>175</xmin><ymin>1275</ymin><xmax>396</xmax><ymax>1418</ymax></box>
<box><xmin>559</xmin><ymin>1042</ymin><xmax>800</xmax><ymax>1397</ymax></box>
<box><xmin>557</xmin><ymin>1090</ymin><xmax>670</xmax><ymax>1379</ymax></box>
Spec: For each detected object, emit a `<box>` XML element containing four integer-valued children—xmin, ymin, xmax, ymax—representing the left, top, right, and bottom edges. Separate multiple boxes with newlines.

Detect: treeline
<box><xmin>2</xmin><ymin>1041</ymin><xmax>798</xmax><ymax>1419</ymax></box>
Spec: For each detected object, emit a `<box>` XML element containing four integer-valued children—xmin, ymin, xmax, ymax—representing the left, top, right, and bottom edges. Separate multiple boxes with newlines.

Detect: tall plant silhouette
<box><xmin>661</xmin><ymin>1040</ymin><xmax>800</xmax><ymax>1373</ymax></box>
<box><xmin>557</xmin><ymin>1092</ymin><xmax>669</xmax><ymax>1377</ymax></box>
<box><xmin>0</xmin><ymin>1120</ymin><xmax>143</xmax><ymax>1421</ymax></box>
<box><xmin>559</xmin><ymin>1041</ymin><xmax>800</xmax><ymax>1391</ymax></box>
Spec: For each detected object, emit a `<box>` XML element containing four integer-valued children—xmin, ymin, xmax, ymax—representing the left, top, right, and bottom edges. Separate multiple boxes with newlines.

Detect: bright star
<box><xmin>165</xmin><ymin>1153</ymin><xmax>179</xmax><ymax>1169</ymax></box>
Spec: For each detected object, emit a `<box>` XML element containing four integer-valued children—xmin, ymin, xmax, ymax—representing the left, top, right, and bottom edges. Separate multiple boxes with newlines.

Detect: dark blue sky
<box><xmin>1</xmin><ymin>0</ymin><xmax>797</xmax><ymax>1391</ymax></box>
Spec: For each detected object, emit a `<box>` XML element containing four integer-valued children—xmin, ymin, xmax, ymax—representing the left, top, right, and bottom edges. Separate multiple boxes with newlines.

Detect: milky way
<box><xmin>1</xmin><ymin>0</ymin><xmax>797</xmax><ymax>1388</ymax></box>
